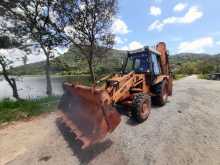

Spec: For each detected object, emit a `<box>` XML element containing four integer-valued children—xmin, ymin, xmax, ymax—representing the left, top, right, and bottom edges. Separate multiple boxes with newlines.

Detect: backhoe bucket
<box><xmin>58</xmin><ymin>83</ymin><xmax>121</xmax><ymax>149</ymax></box>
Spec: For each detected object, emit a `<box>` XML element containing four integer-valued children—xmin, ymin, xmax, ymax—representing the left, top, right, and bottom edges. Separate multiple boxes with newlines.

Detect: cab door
<box><xmin>150</xmin><ymin>52</ymin><xmax>162</xmax><ymax>82</ymax></box>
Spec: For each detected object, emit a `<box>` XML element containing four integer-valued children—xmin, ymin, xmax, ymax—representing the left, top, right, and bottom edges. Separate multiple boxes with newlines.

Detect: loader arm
<box><xmin>112</xmin><ymin>76</ymin><xmax>135</xmax><ymax>103</ymax></box>
<box><xmin>107</xmin><ymin>72</ymin><xmax>135</xmax><ymax>103</ymax></box>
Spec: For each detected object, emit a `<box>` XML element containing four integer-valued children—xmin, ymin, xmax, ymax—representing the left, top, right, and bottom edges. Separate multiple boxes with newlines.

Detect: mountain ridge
<box><xmin>7</xmin><ymin>49</ymin><xmax>220</xmax><ymax>75</ymax></box>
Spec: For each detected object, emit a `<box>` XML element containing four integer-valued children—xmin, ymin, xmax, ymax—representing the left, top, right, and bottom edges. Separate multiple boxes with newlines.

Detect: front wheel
<box><xmin>132</xmin><ymin>93</ymin><xmax>151</xmax><ymax>123</ymax></box>
<box><xmin>152</xmin><ymin>80</ymin><xmax>168</xmax><ymax>106</ymax></box>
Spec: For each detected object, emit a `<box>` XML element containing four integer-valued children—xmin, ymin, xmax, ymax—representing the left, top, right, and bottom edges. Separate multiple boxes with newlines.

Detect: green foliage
<box><xmin>171</xmin><ymin>53</ymin><xmax>220</xmax><ymax>76</ymax></box>
<box><xmin>175</xmin><ymin>61</ymin><xmax>198</xmax><ymax>75</ymax></box>
<box><xmin>9</xmin><ymin>47</ymin><xmax>126</xmax><ymax>76</ymax></box>
<box><xmin>9</xmin><ymin>62</ymin><xmax>46</xmax><ymax>75</ymax></box>
<box><xmin>197</xmin><ymin>61</ymin><xmax>215</xmax><ymax>74</ymax></box>
<box><xmin>63</xmin><ymin>75</ymin><xmax>92</xmax><ymax>86</ymax></box>
<box><xmin>7</xmin><ymin>50</ymin><xmax>220</xmax><ymax>79</ymax></box>
<box><xmin>173</xmin><ymin>74</ymin><xmax>186</xmax><ymax>80</ymax></box>
<box><xmin>0</xmin><ymin>96</ymin><xmax>59</xmax><ymax>124</ymax></box>
<box><xmin>198</xmin><ymin>74</ymin><xmax>209</xmax><ymax>80</ymax></box>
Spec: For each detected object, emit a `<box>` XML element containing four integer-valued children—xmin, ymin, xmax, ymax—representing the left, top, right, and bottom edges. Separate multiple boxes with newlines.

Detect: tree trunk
<box><xmin>88</xmin><ymin>60</ymin><xmax>96</xmax><ymax>83</ymax></box>
<box><xmin>0</xmin><ymin>63</ymin><xmax>20</xmax><ymax>100</ymax></box>
<box><xmin>40</xmin><ymin>44</ymin><xmax>52</xmax><ymax>96</ymax></box>
<box><xmin>45</xmin><ymin>53</ymin><xmax>52</xmax><ymax>96</ymax></box>
<box><xmin>11</xmin><ymin>78</ymin><xmax>20</xmax><ymax>100</ymax></box>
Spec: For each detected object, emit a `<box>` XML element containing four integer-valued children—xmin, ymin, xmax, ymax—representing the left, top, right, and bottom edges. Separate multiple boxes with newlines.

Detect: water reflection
<box><xmin>0</xmin><ymin>75</ymin><xmax>90</xmax><ymax>100</ymax></box>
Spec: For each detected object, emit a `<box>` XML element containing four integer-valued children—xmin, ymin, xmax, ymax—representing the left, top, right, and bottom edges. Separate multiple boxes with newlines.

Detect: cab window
<box><xmin>151</xmin><ymin>53</ymin><xmax>161</xmax><ymax>75</ymax></box>
<box><xmin>134</xmin><ymin>57</ymin><xmax>148</xmax><ymax>73</ymax></box>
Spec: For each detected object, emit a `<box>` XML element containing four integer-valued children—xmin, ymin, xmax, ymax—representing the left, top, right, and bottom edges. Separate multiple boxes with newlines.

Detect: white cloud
<box><xmin>112</xmin><ymin>18</ymin><xmax>130</xmax><ymax>35</ymax></box>
<box><xmin>180</xmin><ymin>6</ymin><xmax>203</xmax><ymax>23</ymax></box>
<box><xmin>2</xmin><ymin>48</ymin><xmax>48</xmax><ymax>66</ymax></box>
<box><xmin>115</xmin><ymin>36</ymin><xmax>128</xmax><ymax>45</ymax></box>
<box><xmin>177</xmin><ymin>37</ymin><xmax>214</xmax><ymax>53</ymax></box>
<box><xmin>148</xmin><ymin>6</ymin><xmax>203</xmax><ymax>31</ymax></box>
<box><xmin>0</xmin><ymin>45</ymin><xmax>67</xmax><ymax>67</ymax></box>
<box><xmin>148</xmin><ymin>20</ymin><xmax>163</xmax><ymax>31</ymax></box>
<box><xmin>120</xmin><ymin>41</ymin><xmax>143</xmax><ymax>51</ymax></box>
<box><xmin>115</xmin><ymin>36</ymin><xmax>124</xmax><ymax>44</ymax></box>
<box><xmin>149</xmin><ymin>6</ymin><xmax>162</xmax><ymax>16</ymax></box>
<box><xmin>79</xmin><ymin>3</ymin><xmax>86</xmax><ymax>10</ymax></box>
<box><xmin>120</xmin><ymin>46</ymin><xmax>129</xmax><ymax>51</ymax></box>
<box><xmin>173</xmin><ymin>3</ymin><xmax>187</xmax><ymax>12</ymax></box>
<box><xmin>129</xmin><ymin>41</ymin><xmax>143</xmax><ymax>50</ymax></box>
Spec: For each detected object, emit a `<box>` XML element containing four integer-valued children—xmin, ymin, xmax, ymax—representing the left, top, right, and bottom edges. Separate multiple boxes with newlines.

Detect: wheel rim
<box><xmin>141</xmin><ymin>102</ymin><xmax>150</xmax><ymax>118</ymax></box>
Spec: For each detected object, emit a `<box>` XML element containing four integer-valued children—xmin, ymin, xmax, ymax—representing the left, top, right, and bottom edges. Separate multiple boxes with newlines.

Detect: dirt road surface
<box><xmin>0</xmin><ymin>76</ymin><xmax>220</xmax><ymax>165</ymax></box>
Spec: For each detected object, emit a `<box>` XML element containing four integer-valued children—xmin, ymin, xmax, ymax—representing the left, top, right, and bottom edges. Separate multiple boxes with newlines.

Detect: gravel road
<box><xmin>0</xmin><ymin>75</ymin><xmax>220</xmax><ymax>165</ymax></box>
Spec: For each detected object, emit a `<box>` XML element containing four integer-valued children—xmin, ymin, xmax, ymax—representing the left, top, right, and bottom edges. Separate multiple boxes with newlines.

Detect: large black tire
<box><xmin>132</xmin><ymin>93</ymin><xmax>151</xmax><ymax>123</ymax></box>
<box><xmin>152</xmin><ymin>80</ymin><xmax>168</xmax><ymax>106</ymax></box>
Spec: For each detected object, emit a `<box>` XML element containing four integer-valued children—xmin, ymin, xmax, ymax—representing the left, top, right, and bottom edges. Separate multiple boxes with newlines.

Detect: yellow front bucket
<box><xmin>58</xmin><ymin>83</ymin><xmax>121</xmax><ymax>149</ymax></box>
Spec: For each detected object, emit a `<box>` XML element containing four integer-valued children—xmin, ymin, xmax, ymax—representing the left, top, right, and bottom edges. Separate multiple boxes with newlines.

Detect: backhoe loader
<box><xmin>58</xmin><ymin>42</ymin><xmax>173</xmax><ymax>149</ymax></box>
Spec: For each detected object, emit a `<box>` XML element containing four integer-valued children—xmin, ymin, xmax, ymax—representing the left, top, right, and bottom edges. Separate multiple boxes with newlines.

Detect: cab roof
<box><xmin>128</xmin><ymin>46</ymin><xmax>161</xmax><ymax>57</ymax></box>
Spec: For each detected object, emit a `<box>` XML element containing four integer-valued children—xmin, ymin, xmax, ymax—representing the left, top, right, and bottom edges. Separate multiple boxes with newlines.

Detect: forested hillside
<box><xmin>170</xmin><ymin>53</ymin><xmax>220</xmax><ymax>75</ymax></box>
<box><xmin>9</xmin><ymin>48</ymin><xmax>220</xmax><ymax>77</ymax></box>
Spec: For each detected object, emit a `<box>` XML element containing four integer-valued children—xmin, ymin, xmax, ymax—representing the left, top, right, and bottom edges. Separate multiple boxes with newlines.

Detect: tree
<box><xmin>0</xmin><ymin>36</ymin><xmax>21</xmax><ymax>100</ymax></box>
<box><xmin>55</xmin><ymin>0</ymin><xmax>117</xmax><ymax>82</ymax></box>
<box><xmin>22</xmin><ymin>55</ymin><xmax>28</xmax><ymax>65</ymax></box>
<box><xmin>0</xmin><ymin>0</ymin><xmax>67</xmax><ymax>96</ymax></box>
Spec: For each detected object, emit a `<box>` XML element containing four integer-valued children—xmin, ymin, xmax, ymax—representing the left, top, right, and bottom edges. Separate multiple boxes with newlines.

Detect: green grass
<box><xmin>198</xmin><ymin>74</ymin><xmax>209</xmax><ymax>79</ymax></box>
<box><xmin>0</xmin><ymin>96</ymin><xmax>60</xmax><ymax>124</ymax></box>
<box><xmin>173</xmin><ymin>74</ymin><xmax>187</xmax><ymax>80</ymax></box>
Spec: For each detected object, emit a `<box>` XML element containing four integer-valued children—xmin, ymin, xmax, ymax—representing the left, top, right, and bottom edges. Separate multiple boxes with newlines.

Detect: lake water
<box><xmin>0</xmin><ymin>75</ymin><xmax>90</xmax><ymax>100</ymax></box>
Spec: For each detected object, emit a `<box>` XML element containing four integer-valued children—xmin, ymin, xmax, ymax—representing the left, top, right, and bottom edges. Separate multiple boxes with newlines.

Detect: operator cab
<box><xmin>123</xmin><ymin>47</ymin><xmax>162</xmax><ymax>78</ymax></box>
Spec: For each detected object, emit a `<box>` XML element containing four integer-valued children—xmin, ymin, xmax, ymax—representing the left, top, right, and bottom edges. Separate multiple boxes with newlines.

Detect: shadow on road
<box><xmin>123</xmin><ymin>102</ymin><xmax>171</xmax><ymax>126</ymax></box>
<box><xmin>126</xmin><ymin>118</ymin><xmax>139</xmax><ymax>126</ymax></box>
<box><xmin>56</xmin><ymin>118</ymin><xmax>113</xmax><ymax>164</ymax></box>
<box><xmin>115</xmin><ymin>105</ymin><xmax>140</xmax><ymax>126</ymax></box>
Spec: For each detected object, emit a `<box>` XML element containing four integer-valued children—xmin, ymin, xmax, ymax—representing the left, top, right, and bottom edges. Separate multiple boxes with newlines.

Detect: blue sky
<box><xmin>113</xmin><ymin>0</ymin><xmax>220</xmax><ymax>54</ymax></box>
<box><xmin>1</xmin><ymin>0</ymin><xmax>220</xmax><ymax>67</ymax></box>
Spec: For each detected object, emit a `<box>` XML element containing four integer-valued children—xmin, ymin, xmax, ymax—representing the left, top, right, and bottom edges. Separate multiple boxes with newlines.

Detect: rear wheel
<box><xmin>152</xmin><ymin>80</ymin><xmax>168</xmax><ymax>106</ymax></box>
<box><xmin>132</xmin><ymin>93</ymin><xmax>151</xmax><ymax>123</ymax></box>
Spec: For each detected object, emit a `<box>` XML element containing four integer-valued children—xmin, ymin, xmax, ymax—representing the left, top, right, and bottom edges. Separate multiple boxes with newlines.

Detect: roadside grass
<box><xmin>198</xmin><ymin>74</ymin><xmax>209</xmax><ymax>79</ymax></box>
<box><xmin>173</xmin><ymin>74</ymin><xmax>187</xmax><ymax>80</ymax></box>
<box><xmin>0</xmin><ymin>96</ymin><xmax>60</xmax><ymax>124</ymax></box>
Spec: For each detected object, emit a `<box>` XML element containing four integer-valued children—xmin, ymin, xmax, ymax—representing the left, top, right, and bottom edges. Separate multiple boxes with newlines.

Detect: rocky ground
<box><xmin>0</xmin><ymin>76</ymin><xmax>220</xmax><ymax>165</ymax></box>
